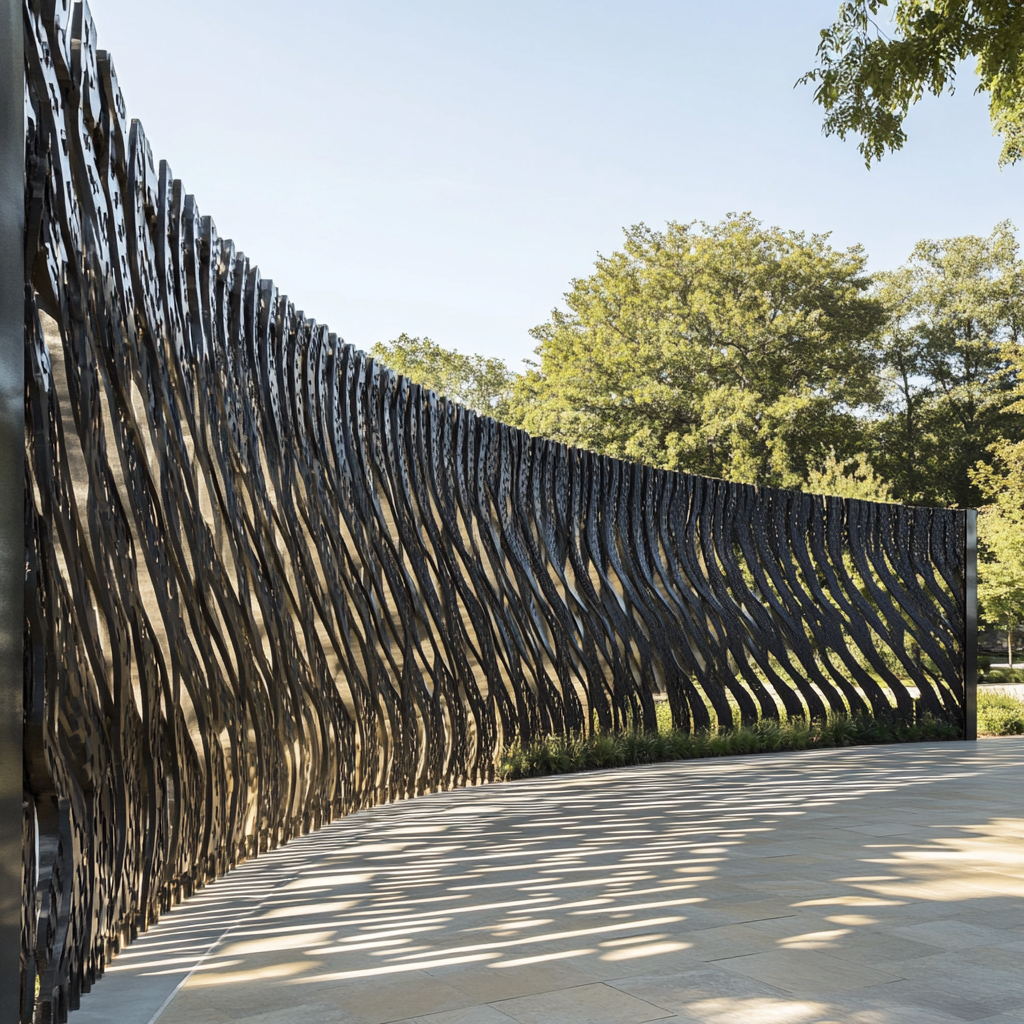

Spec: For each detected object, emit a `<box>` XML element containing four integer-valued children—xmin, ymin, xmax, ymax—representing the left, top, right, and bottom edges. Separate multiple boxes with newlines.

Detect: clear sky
<box><xmin>86</xmin><ymin>0</ymin><xmax>1022</xmax><ymax>369</ymax></box>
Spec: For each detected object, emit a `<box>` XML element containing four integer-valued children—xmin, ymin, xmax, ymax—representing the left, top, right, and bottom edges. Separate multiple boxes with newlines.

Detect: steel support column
<box><xmin>963</xmin><ymin>508</ymin><xmax>978</xmax><ymax>741</ymax></box>
<box><xmin>0</xmin><ymin>0</ymin><xmax>25</xmax><ymax>1016</ymax></box>
<box><xmin>0</xmin><ymin>0</ymin><xmax>24</xmax><ymax>1015</ymax></box>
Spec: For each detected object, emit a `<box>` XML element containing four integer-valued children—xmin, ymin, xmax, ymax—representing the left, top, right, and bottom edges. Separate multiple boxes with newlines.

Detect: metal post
<box><xmin>0</xmin><ymin>0</ymin><xmax>24</xmax><ymax>1016</ymax></box>
<box><xmin>963</xmin><ymin>509</ymin><xmax>978</xmax><ymax>741</ymax></box>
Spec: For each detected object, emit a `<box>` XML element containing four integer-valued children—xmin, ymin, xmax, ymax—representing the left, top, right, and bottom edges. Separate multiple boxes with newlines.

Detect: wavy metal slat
<box><xmin>15</xmin><ymin>0</ymin><xmax>973</xmax><ymax>1019</ymax></box>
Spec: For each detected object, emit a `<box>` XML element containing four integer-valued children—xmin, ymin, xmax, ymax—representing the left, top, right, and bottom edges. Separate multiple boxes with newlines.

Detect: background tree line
<box><xmin>371</xmin><ymin>214</ymin><xmax>1024</xmax><ymax>658</ymax></box>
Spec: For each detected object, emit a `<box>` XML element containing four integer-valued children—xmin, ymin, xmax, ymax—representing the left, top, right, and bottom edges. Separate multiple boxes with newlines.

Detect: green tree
<box><xmin>870</xmin><ymin>223</ymin><xmax>1024</xmax><ymax>507</ymax></box>
<box><xmin>370</xmin><ymin>334</ymin><xmax>515</xmax><ymax>418</ymax></box>
<box><xmin>806</xmin><ymin>451</ymin><xmax>895</xmax><ymax>501</ymax></box>
<box><xmin>975</xmin><ymin>440</ymin><xmax>1024</xmax><ymax>664</ymax></box>
<box><xmin>801</xmin><ymin>1</ymin><xmax>1024</xmax><ymax>166</ymax></box>
<box><xmin>506</xmin><ymin>214</ymin><xmax>886</xmax><ymax>489</ymax></box>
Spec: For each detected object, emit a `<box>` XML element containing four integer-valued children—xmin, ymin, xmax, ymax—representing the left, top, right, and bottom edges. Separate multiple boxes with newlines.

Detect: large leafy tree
<box><xmin>370</xmin><ymin>334</ymin><xmax>515</xmax><ymax>417</ymax></box>
<box><xmin>801</xmin><ymin>1</ymin><xmax>1024</xmax><ymax>166</ymax></box>
<box><xmin>870</xmin><ymin>222</ymin><xmax>1024</xmax><ymax>506</ymax></box>
<box><xmin>506</xmin><ymin>214</ymin><xmax>886</xmax><ymax>489</ymax></box>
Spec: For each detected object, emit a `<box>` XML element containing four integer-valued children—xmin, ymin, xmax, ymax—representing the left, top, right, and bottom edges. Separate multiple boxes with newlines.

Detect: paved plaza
<box><xmin>74</xmin><ymin>739</ymin><xmax>1024</xmax><ymax>1024</ymax></box>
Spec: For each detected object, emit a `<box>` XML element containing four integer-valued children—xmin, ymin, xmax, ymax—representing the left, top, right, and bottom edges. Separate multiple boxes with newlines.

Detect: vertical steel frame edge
<box><xmin>0</xmin><ymin>0</ymin><xmax>26</xmax><ymax>1017</ymax></box>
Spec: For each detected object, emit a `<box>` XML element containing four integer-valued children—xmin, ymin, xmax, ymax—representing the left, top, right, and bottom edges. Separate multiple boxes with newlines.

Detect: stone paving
<box><xmin>73</xmin><ymin>739</ymin><xmax>1024</xmax><ymax>1024</ymax></box>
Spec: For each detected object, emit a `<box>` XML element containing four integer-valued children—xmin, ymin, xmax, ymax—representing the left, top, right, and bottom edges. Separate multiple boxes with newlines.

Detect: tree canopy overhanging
<box><xmin>800</xmin><ymin>0</ymin><xmax>1024</xmax><ymax>166</ymax></box>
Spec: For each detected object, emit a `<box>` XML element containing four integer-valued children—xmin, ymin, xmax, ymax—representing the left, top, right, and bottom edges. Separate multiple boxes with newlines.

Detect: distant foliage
<box><xmin>370</xmin><ymin>334</ymin><xmax>515</xmax><ymax>417</ymax></box>
<box><xmin>504</xmin><ymin>214</ymin><xmax>885</xmax><ymax>490</ymax></box>
<box><xmin>806</xmin><ymin>452</ymin><xmax>894</xmax><ymax>502</ymax></box>
<box><xmin>974</xmin><ymin>400</ymin><xmax>1024</xmax><ymax>661</ymax></box>
<box><xmin>871</xmin><ymin>223</ymin><xmax>1024</xmax><ymax>508</ymax></box>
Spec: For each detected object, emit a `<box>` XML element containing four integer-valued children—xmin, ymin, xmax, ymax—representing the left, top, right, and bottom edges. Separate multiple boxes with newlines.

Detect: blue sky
<box><xmin>87</xmin><ymin>0</ymin><xmax>1022</xmax><ymax>368</ymax></box>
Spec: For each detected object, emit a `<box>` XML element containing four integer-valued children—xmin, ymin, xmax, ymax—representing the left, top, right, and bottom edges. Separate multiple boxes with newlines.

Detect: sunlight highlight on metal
<box><xmin>16</xmin><ymin>0</ymin><xmax>975</xmax><ymax>1020</ymax></box>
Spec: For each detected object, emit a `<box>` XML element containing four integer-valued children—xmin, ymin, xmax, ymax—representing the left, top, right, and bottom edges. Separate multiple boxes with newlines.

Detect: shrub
<box><xmin>979</xmin><ymin>666</ymin><xmax>1024</xmax><ymax>685</ymax></box>
<box><xmin>495</xmin><ymin>712</ymin><xmax>960</xmax><ymax>782</ymax></box>
<box><xmin>978</xmin><ymin>691</ymin><xmax>1024</xmax><ymax>736</ymax></box>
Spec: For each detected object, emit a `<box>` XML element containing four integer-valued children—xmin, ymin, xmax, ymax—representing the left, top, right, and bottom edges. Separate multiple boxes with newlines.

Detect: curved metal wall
<box><xmin>18</xmin><ymin>1</ymin><xmax>971</xmax><ymax>1020</ymax></box>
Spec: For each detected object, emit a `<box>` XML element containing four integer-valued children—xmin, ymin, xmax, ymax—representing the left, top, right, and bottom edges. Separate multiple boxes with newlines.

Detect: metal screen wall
<box><xmin>17</xmin><ymin>1</ymin><xmax>973</xmax><ymax>1020</ymax></box>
